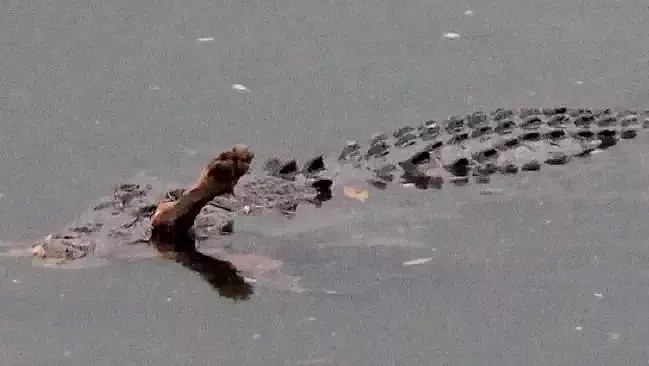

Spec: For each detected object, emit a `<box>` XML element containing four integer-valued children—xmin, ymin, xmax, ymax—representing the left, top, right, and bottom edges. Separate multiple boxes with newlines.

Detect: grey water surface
<box><xmin>2</xmin><ymin>0</ymin><xmax>649</xmax><ymax>364</ymax></box>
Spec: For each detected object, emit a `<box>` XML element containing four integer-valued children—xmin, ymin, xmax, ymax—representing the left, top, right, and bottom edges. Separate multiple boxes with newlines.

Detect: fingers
<box><xmin>216</xmin><ymin>145</ymin><xmax>254</xmax><ymax>165</ymax></box>
<box><xmin>207</xmin><ymin>145</ymin><xmax>254</xmax><ymax>180</ymax></box>
<box><xmin>230</xmin><ymin>145</ymin><xmax>254</xmax><ymax>176</ymax></box>
<box><xmin>232</xmin><ymin>144</ymin><xmax>254</xmax><ymax>164</ymax></box>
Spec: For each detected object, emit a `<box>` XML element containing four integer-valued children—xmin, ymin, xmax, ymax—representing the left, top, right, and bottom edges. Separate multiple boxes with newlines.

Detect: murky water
<box><xmin>3</xmin><ymin>0</ymin><xmax>649</xmax><ymax>364</ymax></box>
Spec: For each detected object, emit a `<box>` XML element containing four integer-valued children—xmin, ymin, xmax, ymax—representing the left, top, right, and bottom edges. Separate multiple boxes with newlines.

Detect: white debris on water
<box><xmin>166</xmin><ymin>297</ymin><xmax>172</xmax><ymax>302</ymax></box>
<box><xmin>464</xmin><ymin>10</ymin><xmax>474</xmax><ymax>16</ymax></box>
<box><xmin>480</xmin><ymin>188</ymin><xmax>503</xmax><ymax>195</ymax></box>
<box><xmin>296</xmin><ymin>358</ymin><xmax>330</xmax><ymax>365</ymax></box>
<box><xmin>574</xmin><ymin>326</ymin><xmax>583</xmax><ymax>331</ymax></box>
<box><xmin>232</xmin><ymin>83</ymin><xmax>251</xmax><ymax>93</ymax></box>
<box><xmin>593</xmin><ymin>292</ymin><xmax>604</xmax><ymax>299</ymax></box>
<box><xmin>608</xmin><ymin>332</ymin><xmax>621</xmax><ymax>341</ymax></box>
<box><xmin>324</xmin><ymin>290</ymin><xmax>340</xmax><ymax>294</ymax></box>
<box><xmin>183</xmin><ymin>148</ymin><xmax>198</xmax><ymax>156</ymax></box>
<box><xmin>244</xmin><ymin>276</ymin><xmax>258</xmax><ymax>284</ymax></box>
<box><xmin>63</xmin><ymin>349</ymin><xmax>72</xmax><ymax>357</ymax></box>
<box><xmin>252</xmin><ymin>333</ymin><xmax>260</xmax><ymax>339</ymax></box>
<box><xmin>11</xmin><ymin>278</ymin><xmax>20</xmax><ymax>284</ymax></box>
<box><xmin>196</xmin><ymin>36</ymin><xmax>215</xmax><ymax>43</ymax></box>
<box><xmin>403</xmin><ymin>257</ymin><xmax>433</xmax><ymax>266</ymax></box>
<box><xmin>575</xmin><ymin>80</ymin><xmax>584</xmax><ymax>85</ymax></box>
<box><xmin>443</xmin><ymin>32</ymin><xmax>461</xmax><ymax>39</ymax></box>
<box><xmin>306</xmin><ymin>316</ymin><xmax>316</xmax><ymax>321</ymax></box>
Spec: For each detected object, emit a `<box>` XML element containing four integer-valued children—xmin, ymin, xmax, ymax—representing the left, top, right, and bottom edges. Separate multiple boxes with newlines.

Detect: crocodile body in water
<box><xmin>337</xmin><ymin>106</ymin><xmax>649</xmax><ymax>189</ymax></box>
<box><xmin>3</xmin><ymin>106</ymin><xmax>649</xmax><ymax>297</ymax></box>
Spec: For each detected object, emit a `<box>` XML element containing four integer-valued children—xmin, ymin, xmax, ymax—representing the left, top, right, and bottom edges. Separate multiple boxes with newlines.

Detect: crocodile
<box><xmin>337</xmin><ymin>107</ymin><xmax>649</xmax><ymax>189</ymax></box>
<box><xmin>3</xmin><ymin>106</ymin><xmax>648</xmax><ymax>298</ymax></box>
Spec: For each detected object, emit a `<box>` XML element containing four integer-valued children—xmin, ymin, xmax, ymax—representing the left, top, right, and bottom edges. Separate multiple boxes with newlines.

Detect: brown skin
<box><xmin>148</xmin><ymin>145</ymin><xmax>256</xmax><ymax>300</ymax></box>
<box><xmin>150</xmin><ymin>144</ymin><xmax>254</xmax><ymax>245</ymax></box>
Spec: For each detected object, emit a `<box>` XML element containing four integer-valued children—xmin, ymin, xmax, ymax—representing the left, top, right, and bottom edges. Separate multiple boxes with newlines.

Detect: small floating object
<box><xmin>403</xmin><ymin>257</ymin><xmax>433</xmax><ymax>266</ymax></box>
<box><xmin>464</xmin><ymin>10</ymin><xmax>474</xmax><ymax>16</ymax></box>
<box><xmin>480</xmin><ymin>188</ymin><xmax>503</xmax><ymax>195</ymax></box>
<box><xmin>343</xmin><ymin>187</ymin><xmax>369</xmax><ymax>202</ymax></box>
<box><xmin>196</xmin><ymin>36</ymin><xmax>215</xmax><ymax>43</ymax></box>
<box><xmin>183</xmin><ymin>148</ymin><xmax>198</xmax><ymax>156</ymax></box>
<box><xmin>32</xmin><ymin>244</ymin><xmax>46</xmax><ymax>257</ymax></box>
<box><xmin>443</xmin><ymin>32</ymin><xmax>461</xmax><ymax>39</ymax></box>
<box><xmin>232</xmin><ymin>83</ymin><xmax>251</xmax><ymax>93</ymax></box>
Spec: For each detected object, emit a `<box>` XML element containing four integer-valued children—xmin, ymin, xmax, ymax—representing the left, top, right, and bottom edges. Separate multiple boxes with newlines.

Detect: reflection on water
<box><xmin>152</xmin><ymin>235</ymin><xmax>254</xmax><ymax>301</ymax></box>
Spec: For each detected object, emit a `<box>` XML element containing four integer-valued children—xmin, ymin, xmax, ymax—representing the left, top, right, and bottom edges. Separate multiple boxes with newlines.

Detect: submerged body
<box><xmin>4</xmin><ymin>106</ymin><xmax>648</xmax><ymax>295</ymax></box>
<box><xmin>338</xmin><ymin>107</ymin><xmax>648</xmax><ymax>189</ymax></box>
